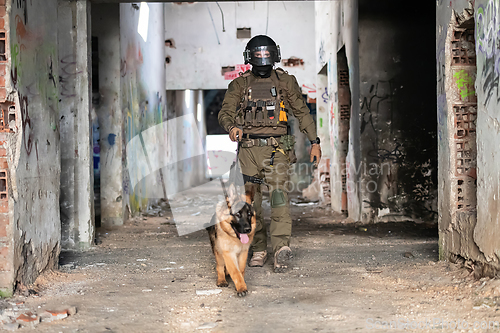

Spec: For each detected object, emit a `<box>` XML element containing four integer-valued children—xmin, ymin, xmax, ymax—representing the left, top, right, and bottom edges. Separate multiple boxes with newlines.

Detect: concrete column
<box><xmin>344</xmin><ymin>0</ymin><xmax>361</xmax><ymax>221</ymax></box>
<box><xmin>75</xmin><ymin>0</ymin><xmax>94</xmax><ymax>249</ymax></box>
<box><xmin>92</xmin><ymin>4</ymin><xmax>123</xmax><ymax>226</ymax></box>
<box><xmin>59</xmin><ymin>0</ymin><xmax>94</xmax><ymax>250</ymax></box>
<box><xmin>329</xmin><ymin>2</ymin><xmax>342</xmax><ymax>213</ymax></box>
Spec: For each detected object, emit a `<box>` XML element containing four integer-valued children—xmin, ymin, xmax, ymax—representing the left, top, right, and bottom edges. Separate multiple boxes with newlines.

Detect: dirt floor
<box><xmin>1</xmin><ymin>196</ymin><xmax>500</xmax><ymax>332</ymax></box>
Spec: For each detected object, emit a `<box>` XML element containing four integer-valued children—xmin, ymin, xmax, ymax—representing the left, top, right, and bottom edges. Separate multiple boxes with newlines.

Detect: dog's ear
<box><xmin>227</xmin><ymin>183</ymin><xmax>238</xmax><ymax>201</ymax></box>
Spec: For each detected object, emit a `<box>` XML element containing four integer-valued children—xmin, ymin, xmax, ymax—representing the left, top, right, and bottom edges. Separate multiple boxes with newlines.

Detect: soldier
<box><xmin>218</xmin><ymin>35</ymin><xmax>321</xmax><ymax>272</ymax></box>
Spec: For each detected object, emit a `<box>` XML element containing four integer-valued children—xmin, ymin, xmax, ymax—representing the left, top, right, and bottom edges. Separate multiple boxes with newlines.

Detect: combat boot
<box><xmin>274</xmin><ymin>246</ymin><xmax>292</xmax><ymax>273</ymax></box>
<box><xmin>248</xmin><ymin>250</ymin><xmax>267</xmax><ymax>267</ymax></box>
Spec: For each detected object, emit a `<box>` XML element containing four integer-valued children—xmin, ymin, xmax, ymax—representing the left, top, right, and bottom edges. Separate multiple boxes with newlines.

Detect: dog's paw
<box><xmin>237</xmin><ymin>289</ymin><xmax>248</xmax><ymax>297</ymax></box>
<box><xmin>217</xmin><ymin>281</ymin><xmax>229</xmax><ymax>287</ymax></box>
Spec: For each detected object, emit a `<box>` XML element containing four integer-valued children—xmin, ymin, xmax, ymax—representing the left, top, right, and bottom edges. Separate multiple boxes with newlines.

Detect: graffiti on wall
<box><xmin>11</xmin><ymin>6</ymin><xmax>60</xmax><ymax>159</ymax></box>
<box><xmin>453</xmin><ymin>69</ymin><xmax>476</xmax><ymax>99</ymax></box>
<box><xmin>318</xmin><ymin>40</ymin><xmax>326</xmax><ymax>66</ymax></box>
<box><xmin>321</xmin><ymin>87</ymin><xmax>328</xmax><ymax>104</ymax></box>
<box><xmin>59</xmin><ymin>55</ymin><xmax>81</xmax><ymax>98</ymax></box>
<box><xmin>360</xmin><ymin>80</ymin><xmax>395</xmax><ymax>135</ymax></box>
<box><xmin>477</xmin><ymin>0</ymin><xmax>500</xmax><ymax>106</ymax></box>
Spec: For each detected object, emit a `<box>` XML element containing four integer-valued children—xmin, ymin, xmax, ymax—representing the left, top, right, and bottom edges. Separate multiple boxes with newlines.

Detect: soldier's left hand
<box><xmin>310</xmin><ymin>144</ymin><xmax>322</xmax><ymax>167</ymax></box>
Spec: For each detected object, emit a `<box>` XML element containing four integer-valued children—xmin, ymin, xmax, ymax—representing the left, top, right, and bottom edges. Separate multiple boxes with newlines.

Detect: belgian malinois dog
<box><xmin>207</xmin><ymin>184</ymin><xmax>256</xmax><ymax>297</ymax></box>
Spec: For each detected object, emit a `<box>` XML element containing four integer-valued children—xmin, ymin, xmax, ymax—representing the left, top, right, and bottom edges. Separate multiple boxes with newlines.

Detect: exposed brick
<box><xmin>0</xmin><ymin>159</ymin><xmax>7</xmax><ymax>169</ymax></box>
<box><xmin>0</xmin><ymin>76</ymin><xmax>5</xmax><ymax>87</ymax></box>
<box><xmin>0</xmin><ymin>259</ymin><xmax>11</xmax><ymax>271</ymax></box>
<box><xmin>0</xmin><ymin>6</ymin><xmax>5</xmax><ymax>17</ymax></box>
<box><xmin>0</xmin><ymin>18</ymin><xmax>4</xmax><ymax>30</ymax></box>
<box><xmin>0</xmin><ymin>148</ymin><xmax>6</xmax><ymax>156</ymax></box>
<box><xmin>0</xmin><ymin>200</ymin><xmax>7</xmax><ymax>213</ymax></box>
<box><xmin>0</xmin><ymin>1</ymin><xmax>5</xmax><ymax>6</ymax></box>
<box><xmin>0</xmin><ymin>88</ymin><xmax>5</xmax><ymax>102</ymax></box>
<box><xmin>0</xmin><ymin>64</ymin><xmax>5</xmax><ymax>76</ymax></box>
<box><xmin>0</xmin><ymin>226</ymin><xmax>6</xmax><ymax>238</ymax></box>
<box><xmin>0</xmin><ymin>245</ymin><xmax>8</xmax><ymax>257</ymax></box>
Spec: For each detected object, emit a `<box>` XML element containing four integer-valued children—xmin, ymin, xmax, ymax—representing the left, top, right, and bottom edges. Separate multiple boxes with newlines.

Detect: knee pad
<box><xmin>271</xmin><ymin>189</ymin><xmax>286</xmax><ymax>208</ymax></box>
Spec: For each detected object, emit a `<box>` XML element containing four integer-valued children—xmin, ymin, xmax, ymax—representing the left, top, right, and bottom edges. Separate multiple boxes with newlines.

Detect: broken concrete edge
<box><xmin>448</xmin><ymin>253</ymin><xmax>500</xmax><ymax>279</ymax></box>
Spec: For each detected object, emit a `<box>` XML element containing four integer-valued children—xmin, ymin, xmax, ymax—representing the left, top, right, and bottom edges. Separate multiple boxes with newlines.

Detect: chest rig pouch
<box><xmin>235</xmin><ymin>71</ymin><xmax>288</xmax><ymax>131</ymax></box>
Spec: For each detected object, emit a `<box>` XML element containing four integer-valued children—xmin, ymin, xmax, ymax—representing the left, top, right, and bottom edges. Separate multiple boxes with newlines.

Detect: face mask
<box><xmin>252</xmin><ymin>65</ymin><xmax>273</xmax><ymax>78</ymax></box>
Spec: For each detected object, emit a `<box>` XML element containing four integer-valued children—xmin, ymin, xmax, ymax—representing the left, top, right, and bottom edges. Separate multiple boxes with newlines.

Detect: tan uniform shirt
<box><xmin>218</xmin><ymin>69</ymin><xmax>317</xmax><ymax>141</ymax></box>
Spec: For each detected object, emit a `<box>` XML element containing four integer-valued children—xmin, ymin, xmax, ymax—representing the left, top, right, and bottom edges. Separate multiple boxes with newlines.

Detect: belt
<box><xmin>240</xmin><ymin>136</ymin><xmax>280</xmax><ymax>148</ymax></box>
<box><xmin>244</xmin><ymin>134</ymin><xmax>282</xmax><ymax>139</ymax></box>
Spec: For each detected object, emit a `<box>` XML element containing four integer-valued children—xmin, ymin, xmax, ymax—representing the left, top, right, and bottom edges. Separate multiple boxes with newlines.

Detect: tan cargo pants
<box><xmin>238</xmin><ymin>143</ymin><xmax>292</xmax><ymax>254</ymax></box>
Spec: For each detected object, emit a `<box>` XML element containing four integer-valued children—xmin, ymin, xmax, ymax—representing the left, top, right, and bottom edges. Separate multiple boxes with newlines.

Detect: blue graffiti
<box><xmin>108</xmin><ymin>133</ymin><xmax>117</xmax><ymax>146</ymax></box>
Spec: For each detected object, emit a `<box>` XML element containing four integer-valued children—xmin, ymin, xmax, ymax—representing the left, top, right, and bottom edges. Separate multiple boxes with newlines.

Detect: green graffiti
<box><xmin>11</xmin><ymin>44</ymin><xmax>20</xmax><ymax>68</ymax></box>
<box><xmin>453</xmin><ymin>70</ymin><xmax>476</xmax><ymax>99</ymax></box>
<box><xmin>319</xmin><ymin>118</ymin><xmax>323</xmax><ymax>128</ymax></box>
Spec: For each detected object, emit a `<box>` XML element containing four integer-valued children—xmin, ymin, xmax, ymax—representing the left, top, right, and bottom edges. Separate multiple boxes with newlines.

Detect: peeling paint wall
<box><xmin>7</xmin><ymin>0</ymin><xmax>61</xmax><ymax>290</ymax></box>
<box><xmin>164</xmin><ymin>2</ymin><xmax>316</xmax><ymax>95</ymax></box>
<box><xmin>120</xmin><ymin>3</ymin><xmax>168</xmax><ymax>214</ymax></box>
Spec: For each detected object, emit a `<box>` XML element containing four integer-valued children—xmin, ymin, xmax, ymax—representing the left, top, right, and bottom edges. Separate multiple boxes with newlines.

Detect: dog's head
<box><xmin>229</xmin><ymin>200</ymin><xmax>254</xmax><ymax>244</ymax></box>
<box><xmin>218</xmin><ymin>183</ymin><xmax>255</xmax><ymax>244</ymax></box>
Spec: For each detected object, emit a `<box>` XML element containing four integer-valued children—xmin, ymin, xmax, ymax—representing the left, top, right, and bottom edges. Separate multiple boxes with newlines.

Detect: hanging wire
<box><xmin>207</xmin><ymin>4</ymin><xmax>220</xmax><ymax>45</ymax></box>
<box><xmin>216</xmin><ymin>2</ymin><xmax>226</xmax><ymax>32</ymax></box>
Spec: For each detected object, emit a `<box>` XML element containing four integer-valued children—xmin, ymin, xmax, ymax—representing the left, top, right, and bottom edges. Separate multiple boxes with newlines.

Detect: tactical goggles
<box><xmin>244</xmin><ymin>45</ymin><xmax>281</xmax><ymax>66</ymax></box>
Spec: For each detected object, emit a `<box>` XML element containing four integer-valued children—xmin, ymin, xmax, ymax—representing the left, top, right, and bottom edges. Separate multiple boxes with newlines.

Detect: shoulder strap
<box><xmin>275</xmin><ymin>67</ymin><xmax>287</xmax><ymax>77</ymax></box>
<box><xmin>241</xmin><ymin>70</ymin><xmax>252</xmax><ymax>78</ymax></box>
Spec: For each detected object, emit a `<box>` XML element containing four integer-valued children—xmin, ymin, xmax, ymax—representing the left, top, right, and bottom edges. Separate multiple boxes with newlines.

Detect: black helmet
<box><xmin>244</xmin><ymin>35</ymin><xmax>281</xmax><ymax>66</ymax></box>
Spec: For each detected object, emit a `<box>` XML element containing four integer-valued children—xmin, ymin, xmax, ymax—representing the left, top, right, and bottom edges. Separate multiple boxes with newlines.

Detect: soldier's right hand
<box><xmin>229</xmin><ymin>127</ymin><xmax>243</xmax><ymax>142</ymax></box>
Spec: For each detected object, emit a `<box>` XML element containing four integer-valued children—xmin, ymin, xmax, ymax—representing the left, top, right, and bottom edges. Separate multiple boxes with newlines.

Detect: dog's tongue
<box><xmin>240</xmin><ymin>234</ymin><xmax>249</xmax><ymax>244</ymax></box>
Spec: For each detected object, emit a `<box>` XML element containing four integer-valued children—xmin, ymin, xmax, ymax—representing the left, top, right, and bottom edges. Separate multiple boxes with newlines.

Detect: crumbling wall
<box><xmin>120</xmin><ymin>3</ymin><xmax>168</xmax><ymax>214</ymax></box>
<box><xmin>7</xmin><ymin>0</ymin><xmax>61</xmax><ymax>290</ymax></box>
<box><xmin>437</xmin><ymin>0</ymin><xmax>500</xmax><ymax>273</ymax></box>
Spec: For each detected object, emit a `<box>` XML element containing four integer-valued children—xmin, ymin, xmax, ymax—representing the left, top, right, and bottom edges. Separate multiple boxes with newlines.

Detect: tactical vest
<box><xmin>235</xmin><ymin>69</ymin><xmax>288</xmax><ymax>136</ymax></box>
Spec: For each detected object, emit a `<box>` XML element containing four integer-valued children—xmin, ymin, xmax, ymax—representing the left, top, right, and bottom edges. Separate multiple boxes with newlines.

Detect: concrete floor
<box><xmin>1</xmin><ymin>197</ymin><xmax>500</xmax><ymax>332</ymax></box>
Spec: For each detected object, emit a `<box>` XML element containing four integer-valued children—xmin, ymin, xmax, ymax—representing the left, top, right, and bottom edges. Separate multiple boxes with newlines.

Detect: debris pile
<box><xmin>0</xmin><ymin>300</ymin><xmax>76</xmax><ymax>330</ymax></box>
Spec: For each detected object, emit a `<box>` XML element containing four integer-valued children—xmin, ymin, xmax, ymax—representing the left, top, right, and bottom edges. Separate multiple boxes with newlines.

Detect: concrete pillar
<box><xmin>328</xmin><ymin>1</ymin><xmax>342</xmax><ymax>213</ymax></box>
<box><xmin>58</xmin><ymin>0</ymin><xmax>94</xmax><ymax>250</ymax></box>
<box><xmin>92</xmin><ymin>4</ymin><xmax>123</xmax><ymax>227</ymax></box>
<box><xmin>344</xmin><ymin>0</ymin><xmax>361</xmax><ymax>221</ymax></box>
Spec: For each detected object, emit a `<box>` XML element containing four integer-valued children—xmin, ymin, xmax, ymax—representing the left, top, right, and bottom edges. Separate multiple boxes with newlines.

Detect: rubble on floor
<box><xmin>0</xmin><ymin>299</ymin><xmax>76</xmax><ymax>330</ymax></box>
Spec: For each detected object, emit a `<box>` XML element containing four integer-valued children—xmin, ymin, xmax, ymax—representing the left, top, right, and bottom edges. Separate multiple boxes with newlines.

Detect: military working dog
<box><xmin>207</xmin><ymin>185</ymin><xmax>256</xmax><ymax>297</ymax></box>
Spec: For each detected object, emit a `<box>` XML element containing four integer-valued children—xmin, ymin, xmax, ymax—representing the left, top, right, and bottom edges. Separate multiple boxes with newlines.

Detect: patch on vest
<box><xmin>250</xmin><ymin>81</ymin><xmax>274</xmax><ymax>100</ymax></box>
